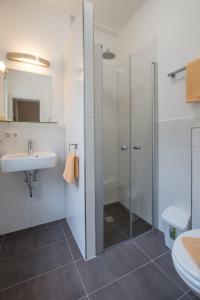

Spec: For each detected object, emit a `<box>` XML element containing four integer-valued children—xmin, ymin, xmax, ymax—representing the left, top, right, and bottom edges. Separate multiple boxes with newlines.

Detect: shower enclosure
<box><xmin>95</xmin><ymin>45</ymin><xmax>155</xmax><ymax>254</ymax></box>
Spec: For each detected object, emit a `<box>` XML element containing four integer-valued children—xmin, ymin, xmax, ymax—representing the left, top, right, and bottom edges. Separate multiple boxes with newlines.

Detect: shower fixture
<box><xmin>103</xmin><ymin>49</ymin><xmax>116</xmax><ymax>60</ymax></box>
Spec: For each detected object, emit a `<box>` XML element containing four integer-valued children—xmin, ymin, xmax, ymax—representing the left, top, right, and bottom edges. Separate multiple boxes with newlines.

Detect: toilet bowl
<box><xmin>172</xmin><ymin>229</ymin><xmax>200</xmax><ymax>297</ymax></box>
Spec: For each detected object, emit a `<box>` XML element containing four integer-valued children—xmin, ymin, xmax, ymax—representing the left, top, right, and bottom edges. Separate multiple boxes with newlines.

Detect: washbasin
<box><xmin>0</xmin><ymin>152</ymin><xmax>57</xmax><ymax>173</ymax></box>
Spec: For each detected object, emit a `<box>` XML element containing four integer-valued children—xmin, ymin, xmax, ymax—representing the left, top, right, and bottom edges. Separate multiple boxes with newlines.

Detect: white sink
<box><xmin>0</xmin><ymin>152</ymin><xmax>57</xmax><ymax>173</ymax></box>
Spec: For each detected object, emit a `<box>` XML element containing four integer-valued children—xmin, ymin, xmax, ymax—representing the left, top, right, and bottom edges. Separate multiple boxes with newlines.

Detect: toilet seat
<box><xmin>172</xmin><ymin>230</ymin><xmax>200</xmax><ymax>296</ymax></box>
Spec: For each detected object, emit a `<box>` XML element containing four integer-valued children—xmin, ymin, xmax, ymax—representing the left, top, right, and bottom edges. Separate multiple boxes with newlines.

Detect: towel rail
<box><xmin>168</xmin><ymin>66</ymin><xmax>186</xmax><ymax>78</ymax></box>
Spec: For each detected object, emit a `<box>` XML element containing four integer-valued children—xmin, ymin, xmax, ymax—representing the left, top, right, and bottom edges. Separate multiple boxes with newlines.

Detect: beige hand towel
<box><xmin>63</xmin><ymin>153</ymin><xmax>79</xmax><ymax>184</ymax></box>
<box><xmin>182</xmin><ymin>237</ymin><xmax>200</xmax><ymax>268</ymax></box>
<box><xmin>186</xmin><ymin>59</ymin><xmax>200</xmax><ymax>102</ymax></box>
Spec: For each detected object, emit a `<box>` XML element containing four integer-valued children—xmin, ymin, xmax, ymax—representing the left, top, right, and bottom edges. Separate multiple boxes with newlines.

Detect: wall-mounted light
<box><xmin>7</xmin><ymin>52</ymin><xmax>50</xmax><ymax>67</ymax></box>
<box><xmin>0</xmin><ymin>61</ymin><xmax>6</xmax><ymax>78</ymax></box>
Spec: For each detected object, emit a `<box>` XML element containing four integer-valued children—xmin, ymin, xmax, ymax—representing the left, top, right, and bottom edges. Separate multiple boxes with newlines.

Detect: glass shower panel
<box><xmin>117</xmin><ymin>54</ymin><xmax>131</xmax><ymax>235</ymax></box>
<box><xmin>102</xmin><ymin>49</ymin><xmax>131</xmax><ymax>249</ymax></box>
<box><xmin>131</xmin><ymin>56</ymin><xmax>153</xmax><ymax>237</ymax></box>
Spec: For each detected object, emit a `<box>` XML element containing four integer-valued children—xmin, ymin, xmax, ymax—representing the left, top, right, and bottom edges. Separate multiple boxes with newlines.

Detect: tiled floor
<box><xmin>0</xmin><ymin>219</ymin><xmax>198</xmax><ymax>300</ymax></box>
<box><xmin>104</xmin><ymin>202</ymin><xmax>152</xmax><ymax>248</ymax></box>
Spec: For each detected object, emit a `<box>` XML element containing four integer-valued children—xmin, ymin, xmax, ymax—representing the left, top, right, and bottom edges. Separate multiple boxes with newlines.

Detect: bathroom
<box><xmin>0</xmin><ymin>0</ymin><xmax>200</xmax><ymax>299</ymax></box>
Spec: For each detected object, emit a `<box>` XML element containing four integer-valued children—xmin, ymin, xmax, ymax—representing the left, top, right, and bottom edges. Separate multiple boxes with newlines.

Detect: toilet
<box><xmin>172</xmin><ymin>229</ymin><xmax>200</xmax><ymax>297</ymax></box>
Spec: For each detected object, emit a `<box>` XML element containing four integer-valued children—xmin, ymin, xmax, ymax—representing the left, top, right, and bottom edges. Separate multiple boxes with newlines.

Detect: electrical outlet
<box><xmin>3</xmin><ymin>131</ymin><xmax>20</xmax><ymax>142</ymax></box>
<box><xmin>4</xmin><ymin>132</ymin><xmax>11</xmax><ymax>139</ymax></box>
<box><xmin>0</xmin><ymin>130</ymin><xmax>3</xmax><ymax>142</ymax></box>
<box><xmin>12</xmin><ymin>131</ymin><xmax>19</xmax><ymax>138</ymax></box>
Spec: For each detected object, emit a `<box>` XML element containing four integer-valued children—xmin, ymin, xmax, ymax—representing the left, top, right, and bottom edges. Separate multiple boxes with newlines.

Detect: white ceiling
<box><xmin>43</xmin><ymin>0</ymin><xmax>146</xmax><ymax>31</ymax></box>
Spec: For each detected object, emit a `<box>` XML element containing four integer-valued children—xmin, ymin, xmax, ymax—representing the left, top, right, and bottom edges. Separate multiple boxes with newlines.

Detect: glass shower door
<box><xmin>95</xmin><ymin>46</ymin><xmax>155</xmax><ymax>254</ymax></box>
<box><xmin>102</xmin><ymin>49</ymin><xmax>131</xmax><ymax>249</ymax></box>
<box><xmin>131</xmin><ymin>56</ymin><xmax>154</xmax><ymax>237</ymax></box>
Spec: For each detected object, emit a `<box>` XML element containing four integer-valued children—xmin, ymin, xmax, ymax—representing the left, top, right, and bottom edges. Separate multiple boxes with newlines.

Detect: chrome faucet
<box><xmin>28</xmin><ymin>139</ymin><xmax>33</xmax><ymax>155</ymax></box>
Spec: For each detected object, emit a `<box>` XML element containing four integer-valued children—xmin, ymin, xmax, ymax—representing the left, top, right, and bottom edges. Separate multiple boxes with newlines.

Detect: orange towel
<box><xmin>182</xmin><ymin>237</ymin><xmax>200</xmax><ymax>268</ymax></box>
<box><xmin>63</xmin><ymin>153</ymin><xmax>79</xmax><ymax>184</ymax></box>
<box><xmin>186</xmin><ymin>59</ymin><xmax>200</xmax><ymax>102</ymax></box>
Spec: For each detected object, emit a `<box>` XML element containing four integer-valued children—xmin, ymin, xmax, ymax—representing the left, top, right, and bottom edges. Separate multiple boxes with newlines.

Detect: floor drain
<box><xmin>104</xmin><ymin>216</ymin><xmax>115</xmax><ymax>223</ymax></box>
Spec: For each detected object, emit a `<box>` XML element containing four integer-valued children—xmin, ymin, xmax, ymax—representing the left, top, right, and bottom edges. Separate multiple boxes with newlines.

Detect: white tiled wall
<box><xmin>0</xmin><ymin>122</ymin><xmax>65</xmax><ymax>234</ymax></box>
<box><xmin>158</xmin><ymin>118</ymin><xmax>192</xmax><ymax>231</ymax></box>
<box><xmin>64</xmin><ymin>3</ymin><xmax>86</xmax><ymax>258</ymax></box>
<box><xmin>192</xmin><ymin>127</ymin><xmax>200</xmax><ymax>229</ymax></box>
<box><xmin>131</xmin><ymin>56</ymin><xmax>153</xmax><ymax>225</ymax></box>
<box><xmin>64</xmin><ymin>0</ymin><xmax>95</xmax><ymax>260</ymax></box>
<box><xmin>103</xmin><ymin>62</ymin><xmax>118</xmax><ymax>205</ymax></box>
<box><xmin>118</xmin><ymin>55</ymin><xmax>131</xmax><ymax>209</ymax></box>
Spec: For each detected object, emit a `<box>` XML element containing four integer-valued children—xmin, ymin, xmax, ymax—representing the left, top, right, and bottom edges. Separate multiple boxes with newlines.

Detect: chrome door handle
<box><xmin>132</xmin><ymin>145</ymin><xmax>141</xmax><ymax>150</ymax></box>
<box><xmin>120</xmin><ymin>145</ymin><xmax>129</xmax><ymax>151</ymax></box>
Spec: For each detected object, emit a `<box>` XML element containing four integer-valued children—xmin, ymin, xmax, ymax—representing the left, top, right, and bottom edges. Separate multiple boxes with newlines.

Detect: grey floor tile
<box><xmin>0</xmin><ymin>264</ymin><xmax>86</xmax><ymax>300</ymax></box>
<box><xmin>155</xmin><ymin>252</ymin><xmax>189</xmax><ymax>292</ymax></box>
<box><xmin>4</xmin><ymin>224</ymin><xmax>45</xmax><ymax>240</ymax></box>
<box><xmin>187</xmin><ymin>291</ymin><xmax>200</xmax><ymax>299</ymax></box>
<box><xmin>4</xmin><ymin>221</ymin><xmax>62</xmax><ymax>240</ymax></box>
<box><xmin>68</xmin><ymin>238</ymin><xmax>83</xmax><ymax>261</ymax></box>
<box><xmin>113</xmin><ymin>215</ymin><xmax>130</xmax><ymax>232</ymax></box>
<box><xmin>104</xmin><ymin>232</ymin><xmax>128</xmax><ymax>249</ymax></box>
<box><xmin>132</xmin><ymin>217</ymin><xmax>145</xmax><ymax>228</ymax></box>
<box><xmin>132</xmin><ymin>223</ymin><xmax>152</xmax><ymax>238</ymax></box>
<box><xmin>104</xmin><ymin>203</ymin><xmax>128</xmax><ymax>218</ymax></box>
<box><xmin>77</xmin><ymin>240</ymin><xmax>149</xmax><ymax>293</ymax></box>
<box><xmin>0</xmin><ymin>240</ymin><xmax>73</xmax><ymax>290</ymax></box>
<box><xmin>0</xmin><ymin>223</ymin><xmax>65</xmax><ymax>259</ymax></box>
<box><xmin>89</xmin><ymin>262</ymin><xmax>183</xmax><ymax>300</ymax></box>
<box><xmin>180</xmin><ymin>294</ymin><xmax>194</xmax><ymax>300</ymax></box>
<box><xmin>104</xmin><ymin>222</ymin><xmax>121</xmax><ymax>239</ymax></box>
<box><xmin>60</xmin><ymin>219</ymin><xmax>73</xmax><ymax>239</ymax></box>
<box><xmin>135</xmin><ymin>229</ymin><xmax>169</xmax><ymax>259</ymax></box>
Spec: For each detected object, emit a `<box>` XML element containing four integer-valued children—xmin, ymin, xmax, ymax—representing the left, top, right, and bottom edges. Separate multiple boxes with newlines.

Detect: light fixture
<box><xmin>6</xmin><ymin>52</ymin><xmax>50</xmax><ymax>67</ymax></box>
<box><xmin>0</xmin><ymin>61</ymin><xmax>6</xmax><ymax>78</ymax></box>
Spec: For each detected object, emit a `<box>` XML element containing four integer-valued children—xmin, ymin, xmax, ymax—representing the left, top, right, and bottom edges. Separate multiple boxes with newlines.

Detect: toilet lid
<box><xmin>173</xmin><ymin>230</ymin><xmax>200</xmax><ymax>281</ymax></box>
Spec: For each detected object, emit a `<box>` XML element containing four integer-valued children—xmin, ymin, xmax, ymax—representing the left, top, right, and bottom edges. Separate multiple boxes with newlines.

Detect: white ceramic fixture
<box><xmin>0</xmin><ymin>152</ymin><xmax>57</xmax><ymax>173</ymax></box>
<box><xmin>172</xmin><ymin>229</ymin><xmax>200</xmax><ymax>297</ymax></box>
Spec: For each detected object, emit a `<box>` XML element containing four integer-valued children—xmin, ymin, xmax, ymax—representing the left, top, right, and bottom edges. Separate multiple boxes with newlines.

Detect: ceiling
<box><xmin>43</xmin><ymin>0</ymin><xmax>146</xmax><ymax>31</ymax></box>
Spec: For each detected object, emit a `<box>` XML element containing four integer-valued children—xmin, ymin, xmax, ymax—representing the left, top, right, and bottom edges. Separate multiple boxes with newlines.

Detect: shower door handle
<box><xmin>132</xmin><ymin>145</ymin><xmax>142</xmax><ymax>150</ymax></box>
<box><xmin>120</xmin><ymin>145</ymin><xmax>129</xmax><ymax>151</ymax></box>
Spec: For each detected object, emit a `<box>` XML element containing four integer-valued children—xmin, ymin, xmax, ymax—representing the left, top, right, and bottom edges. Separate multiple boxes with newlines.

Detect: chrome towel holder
<box><xmin>69</xmin><ymin>143</ymin><xmax>78</xmax><ymax>153</ymax></box>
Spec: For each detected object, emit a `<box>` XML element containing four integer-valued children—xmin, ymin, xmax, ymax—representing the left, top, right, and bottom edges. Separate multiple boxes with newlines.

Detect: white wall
<box><xmin>95</xmin><ymin>29</ymin><xmax>118</xmax><ymax>49</ymax></box>
<box><xmin>0</xmin><ymin>0</ymin><xmax>69</xmax><ymax>235</ymax></box>
<box><xmin>192</xmin><ymin>126</ymin><xmax>200</xmax><ymax>229</ymax></box>
<box><xmin>0</xmin><ymin>0</ymin><xmax>70</xmax><ymax>123</ymax></box>
<box><xmin>103</xmin><ymin>62</ymin><xmax>119</xmax><ymax>205</ymax></box>
<box><xmin>64</xmin><ymin>1</ymin><xmax>95</xmax><ymax>260</ymax></box>
<box><xmin>64</xmin><ymin>4</ymin><xmax>86</xmax><ymax>258</ymax></box>
<box><xmin>130</xmin><ymin>56</ymin><xmax>153</xmax><ymax>225</ymax></box>
<box><xmin>0</xmin><ymin>122</ymin><xmax>65</xmax><ymax>234</ymax></box>
<box><xmin>118</xmin><ymin>0</ymin><xmax>200</xmax><ymax>230</ymax></box>
<box><xmin>118</xmin><ymin>0</ymin><xmax>200</xmax><ymax>120</ymax></box>
<box><xmin>117</xmin><ymin>55</ymin><xmax>131</xmax><ymax>209</ymax></box>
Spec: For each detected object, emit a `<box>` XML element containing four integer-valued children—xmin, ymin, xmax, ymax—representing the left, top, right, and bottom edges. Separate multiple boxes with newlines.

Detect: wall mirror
<box><xmin>0</xmin><ymin>68</ymin><xmax>56</xmax><ymax>123</ymax></box>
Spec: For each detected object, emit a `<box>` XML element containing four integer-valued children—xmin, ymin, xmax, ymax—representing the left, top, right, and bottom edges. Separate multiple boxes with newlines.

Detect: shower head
<box><xmin>103</xmin><ymin>49</ymin><xmax>116</xmax><ymax>60</ymax></box>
